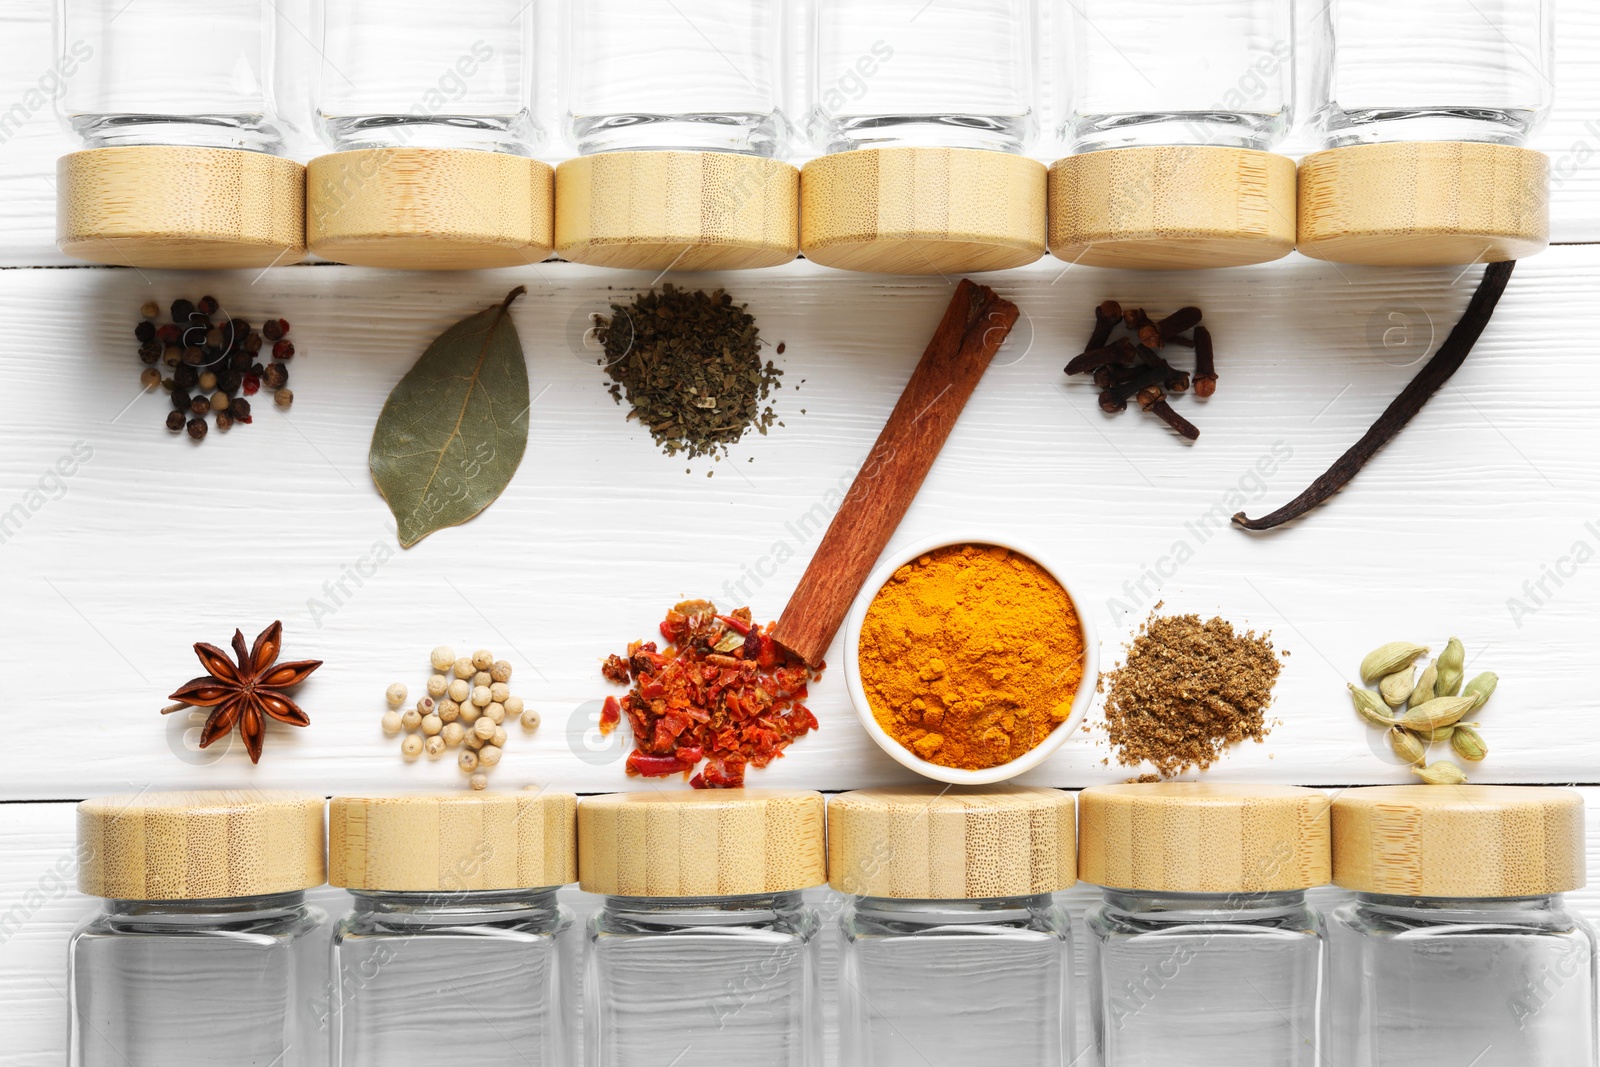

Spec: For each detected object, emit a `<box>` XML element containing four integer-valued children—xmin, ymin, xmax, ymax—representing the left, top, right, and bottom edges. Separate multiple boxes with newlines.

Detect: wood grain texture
<box><xmin>827</xmin><ymin>785</ymin><xmax>1076</xmax><ymax>898</ymax></box>
<box><xmin>1332</xmin><ymin>785</ymin><xmax>1586</xmax><ymax>898</ymax></box>
<box><xmin>800</xmin><ymin>147</ymin><xmax>1047</xmax><ymax>274</ymax></box>
<box><xmin>1298</xmin><ymin>143</ymin><xmax>1550</xmax><ymax>266</ymax></box>
<box><xmin>1078</xmin><ymin>783</ymin><xmax>1332</xmax><ymax>893</ymax></box>
<box><xmin>1048</xmin><ymin>146</ymin><xmax>1297</xmax><ymax>270</ymax></box>
<box><xmin>555</xmin><ymin>151</ymin><xmax>799</xmax><ymax>270</ymax></box>
<box><xmin>77</xmin><ymin>790</ymin><xmax>325</xmax><ymax>899</ymax></box>
<box><xmin>577</xmin><ymin>789</ymin><xmax>826</xmax><ymax>897</ymax></box>
<box><xmin>771</xmin><ymin>280</ymin><xmax>1018</xmax><ymax>666</ymax></box>
<box><xmin>307</xmin><ymin>149</ymin><xmax>554</xmax><ymax>270</ymax></box>
<box><xmin>56</xmin><ymin>147</ymin><xmax>305</xmax><ymax>268</ymax></box>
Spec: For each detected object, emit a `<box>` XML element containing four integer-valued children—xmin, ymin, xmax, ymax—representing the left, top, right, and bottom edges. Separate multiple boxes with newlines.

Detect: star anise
<box><xmin>167</xmin><ymin>621</ymin><xmax>322</xmax><ymax>763</ymax></box>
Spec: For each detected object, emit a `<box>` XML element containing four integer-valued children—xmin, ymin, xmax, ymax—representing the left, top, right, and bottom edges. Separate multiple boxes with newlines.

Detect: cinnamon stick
<box><xmin>770</xmin><ymin>279</ymin><xmax>1019</xmax><ymax>667</ymax></box>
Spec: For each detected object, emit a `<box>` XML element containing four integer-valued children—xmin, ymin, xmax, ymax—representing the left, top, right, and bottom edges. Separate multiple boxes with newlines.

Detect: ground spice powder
<box><xmin>1100</xmin><ymin>613</ymin><xmax>1280</xmax><ymax>778</ymax></box>
<box><xmin>858</xmin><ymin>544</ymin><xmax>1085</xmax><ymax>771</ymax></box>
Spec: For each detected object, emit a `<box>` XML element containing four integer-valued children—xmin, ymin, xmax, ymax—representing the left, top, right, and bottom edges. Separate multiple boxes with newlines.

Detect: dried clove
<box><xmin>1137</xmin><ymin>386</ymin><xmax>1201</xmax><ymax>441</ymax></box>
<box><xmin>1135</xmin><ymin>345</ymin><xmax>1190</xmax><ymax>393</ymax></box>
<box><xmin>1066</xmin><ymin>338</ymin><xmax>1140</xmax><ymax>376</ymax></box>
<box><xmin>1100</xmin><ymin>365</ymin><xmax>1167</xmax><ymax>413</ymax></box>
<box><xmin>1084</xmin><ymin>300</ymin><xmax>1123</xmax><ymax>353</ymax></box>
<box><xmin>1193</xmin><ymin>325</ymin><xmax>1217</xmax><ymax>398</ymax></box>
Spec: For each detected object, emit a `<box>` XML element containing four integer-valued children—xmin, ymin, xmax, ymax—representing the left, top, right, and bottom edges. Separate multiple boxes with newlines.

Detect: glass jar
<box><xmin>1048</xmin><ymin>0</ymin><xmax>1296</xmax><ymax>269</ymax></box>
<box><xmin>1329</xmin><ymin>786</ymin><xmax>1597</xmax><ymax>1066</ymax></box>
<box><xmin>1297</xmin><ymin>0</ymin><xmax>1552</xmax><ymax>265</ymax></box>
<box><xmin>829</xmin><ymin>786</ymin><xmax>1077</xmax><ymax>1067</ymax></box>
<box><xmin>801</xmin><ymin>0</ymin><xmax>1046</xmax><ymax>274</ymax></box>
<box><xmin>327</xmin><ymin>793</ymin><xmax>579</xmax><ymax>1067</ymax></box>
<box><xmin>578</xmin><ymin>789</ymin><xmax>826</xmax><ymax>1067</ymax></box>
<box><xmin>555</xmin><ymin>0</ymin><xmax>797</xmax><ymax>271</ymax></box>
<box><xmin>54</xmin><ymin>0</ymin><xmax>304</xmax><ymax>267</ymax></box>
<box><xmin>68</xmin><ymin>791</ymin><xmax>328</xmax><ymax>1067</ymax></box>
<box><xmin>305</xmin><ymin>0</ymin><xmax>552</xmax><ymax>269</ymax></box>
<box><xmin>1078</xmin><ymin>783</ymin><xmax>1332</xmax><ymax>1066</ymax></box>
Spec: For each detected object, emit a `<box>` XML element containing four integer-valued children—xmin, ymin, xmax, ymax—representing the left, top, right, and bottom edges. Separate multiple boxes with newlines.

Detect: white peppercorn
<box><xmin>385</xmin><ymin>682</ymin><xmax>408</xmax><ymax>709</ymax></box>
<box><xmin>382</xmin><ymin>710</ymin><xmax>404</xmax><ymax>735</ymax></box>
<box><xmin>465</xmin><ymin>731</ymin><xmax>486</xmax><ymax>750</ymax></box>
<box><xmin>424</xmin><ymin>735</ymin><xmax>446</xmax><ymax>759</ymax></box>
<box><xmin>484</xmin><ymin>702</ymin><xmax>505</xmax><ymax>725</ymax></box>
<box><xmin>458</xmin><ymin>749</ymin><xmax>479</xmax><ymax>772</ymax></box>
<box><xmin>489</xmin><ymin>682</ymin><xmax>510</xmax><ymax>704</ymax></box>
<box><xmin>471</xmin><ymin>685</ymin><xmax>492</xmax><ymax>707</ymax></box>
<box><xmin>426</xmin><ymin>674</ymin><xmax>448</xmax><ymax>698</ymax></box>
<box><xmin>453</xmin><ymin>657</ymin><xmax>475</xmax><ymax>680</ymax></box>
<box><xmin>472</xmin><ymin>649</ymin><xmax>493</xmax><ymax>671</ymax></box>
<box><xmin>401</xmin><ymin>708</ymin><xmax>422</xmax><ymax>731</ymax></box>
<box><xmin>472</xmin><ymin>670</ymin><xmax>493</xmax><ymax>688</ymax></box>
<box><xmin>430</xmin><ymin>646</ymin><xmax>456</xmax><ymax>671</ymax></box>
<box><xmin>401</xmin><ymin>734</ymin><xmax>424</xmax><ymax>760</ymax></box>
<box><xmin>415</xmin><ymin>696</ymin><xmax>436</xmax><ymax>715</ymax></box>
<box><xmin>478</xmin><ymin>744</ymin><xmax>502</xmax><ymax>767</ymax></box>
<box><xmin>421</xmin><ymin>713</ymin><xmax>442</xmax><ymax>736</ymax></box>
<box><xmin>458</xmin><ymin>701</ymin><xmax>481</xmax><ymax>724</ymax></box>
<box><xmin>437</xmin><ymin>699</ymin><xmax>460</xmax><ymax>724</ymax></box>
<box><xmin>490</xmin><ymin>660</ymin><xmax>512</xmax><ymax>683</ymax></box>
<box><xmin>504</xmin><ymin>696</ymin><xmax>525</xmax><ymax>717</ymax></box>
<box><xmin>469</xmin><ymin>773</ymin><xmax>488</xmax><ymax>791</ymax></box>
<box><xmin>474</xmin><ymin>716</ymin><xmax>497</xmax><ymax>740</ymax></box>
<box><xmin>441</xmin><ymin>722</ymin><xmax>466</xmax><ymax>747</ymax></box>
<box><xmin>491</xmin><ymin>725</ymin><xmax>507</xmax><ymax>748</ymax></box>
<box><xmin>447</xmin><ymin>679</ymin><xmax>470</xmax><ymax>704</ymax></box>
<box><xmin>520</xmin><ymin>708</ymin><xmax>541</xmax><ymax>731</ymax></box>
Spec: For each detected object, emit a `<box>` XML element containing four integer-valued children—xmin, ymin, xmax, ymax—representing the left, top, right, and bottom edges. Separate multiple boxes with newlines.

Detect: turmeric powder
<box><xmin>857</xmin><ymin>544</ymin><xmax>1085</xmax><ymax>771</ymax></box>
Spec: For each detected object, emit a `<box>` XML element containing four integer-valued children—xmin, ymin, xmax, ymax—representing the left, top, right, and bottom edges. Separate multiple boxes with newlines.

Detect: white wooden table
<box><xmin>3</xmin><ymin>1</ymin><xmax>1599</xmax><ymax>1063</ymax></box>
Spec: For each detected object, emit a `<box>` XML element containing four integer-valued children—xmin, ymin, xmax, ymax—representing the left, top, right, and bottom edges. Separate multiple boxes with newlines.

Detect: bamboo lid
<box><xmin>1048</xmin><ymin>145</ymin><xmax>1296</xmax><ymax>270</ymax></box>
<box><xmin>306</xmin><ymin>148</ymin><xmax>554</xmax><ymax>270</ymax></box>
<box><xmin>329</xmin><ymin>792</ymin><xmax>577</xmax><ymax>892</ymax></box>
<box><xmin>1078</xmin><ymin>783</ymin><xmax>1331</xmax><ymax>893</ymax></box>
<box><xmin>828</xmin><ymin>786</ymin><xmax>1075</xmax><ymax>898</ymax></box>
<box><xmin>78</xmin><ymin>790</ymin><xmax>325</xmax><ymax>900</ymax></box>
<box><xmin>1332</xmin><ymin>785</ymin><xmax>1585</xmax><ymax>898</ymax></box>
<box><xmin>1298</xmin><ymin>142</ymin><xmax>1548</xmax><ymax>266</ymax></box>
<box><xmin>801</xmin><ymin>147</ymin><xmax>1046</xmax><ymax>274</ymax></box>
<box><xmin>57</xmin><ymin>146</ymin><xmax>305</xmax><ymax>269</ymax></box>
<box><xmin>578</xmin><ymin>789</ymin><xmax>825</xmax><ymax>897</ymax></box>
<box><xmin>555</xmin><ymin>150</ymin><xmax>798</xmax><ymax>271</ymax></box>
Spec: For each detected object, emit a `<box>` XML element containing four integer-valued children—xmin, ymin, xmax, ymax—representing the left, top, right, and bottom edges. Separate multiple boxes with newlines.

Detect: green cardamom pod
<box><xmin>1398</xmin><ymin>695</ymin><xmax>1477</xmax><ymax>732</ymax></box>
<box><xmin>1348</xmin><ymin>685</ymin><xmax>1398</xmax><ymax>728</ymax></box>
<box><xmin>1409</xmin><ymin>664</ymin><xmax>1438</xmax><ymax>708</ymax></box>
<box><xmin>1462</xmin><ymin>671</ymin><xmax>1498</xmax><ymax>711</ymax></box>
<box><xmin>1435</xmin><ymin>637</ymin><xmax>1465</xmax><ymax>697</ymax></box>
<box><xmin>1360</xmin><ymin>642</ymin><xmax>1428</xmax><ymax>683</ymax></box>
<box><xmin>1379</xmin><ymin>667</ymin><xmax>1416</xmax><ymax>707</ymax></box>
<box><xmin>1387</xmin><ymin>726</ymin><xmax>1427</xmax><ymax>765</ymax></box>
<box><xmin>1417</xmin><ymin>722</ymin><xmax>1461</xmax><ymax>744</ymax></box>
<box><xmin>1451</xmin><ymin>725</ymin><xmax>1487</xmax><ymax>762</ymax></box>
<box><xmin>1412</xmin><ymin>759</ymin><xmax>1468</xmax><ymax>785</ymax></box>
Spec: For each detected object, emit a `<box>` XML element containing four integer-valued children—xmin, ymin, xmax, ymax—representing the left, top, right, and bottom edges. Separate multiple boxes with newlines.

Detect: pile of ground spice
<box><xmin>857</xmin><ymin>544</ymin><xmax>1085</xmax><ymax>772</ymax></box>
<box><xmin>1100</xmin><ymin>613</ymin><xmax>1280</xmax><ymax>778</ymax></box>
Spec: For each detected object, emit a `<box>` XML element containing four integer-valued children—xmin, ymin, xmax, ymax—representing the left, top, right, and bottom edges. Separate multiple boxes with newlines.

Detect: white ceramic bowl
<box><xmin>843</xmin><ymin>532</ymin><xmax>1099</xmax><ymax>786</ymax></box>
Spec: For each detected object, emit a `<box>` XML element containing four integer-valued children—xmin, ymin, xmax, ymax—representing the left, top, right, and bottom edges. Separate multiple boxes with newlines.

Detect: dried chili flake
<box><xmin>602</xmin><ymin>601</ymin><xmax>819</xmax><ymax>788</ymax></box>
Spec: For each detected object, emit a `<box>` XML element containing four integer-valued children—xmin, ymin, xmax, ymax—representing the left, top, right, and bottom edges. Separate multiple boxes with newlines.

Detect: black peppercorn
<box><xmin>182</xmin><ymin>347</ymin><xmax>205</xmax><ymax>366</ymax></box>
<box><xmin>229</xmin><ymin>350</ymin><xmax>252</xmax><ymax>373</ymax></box>
<box><xmin>171</xmin><ymin>389</ymin><xmax>191</xmax><ymax>412</ymax></box>
<box><xmin>243</xmin><ymin>332</ymin><xmax>263</xmax><ymax>354</ymax></box>
<box><xmin>272</xmin><ymin>340</ymin><xmax>294</xmax><ymax>361</ymax></box>
<box><xmin>134</xmin><ymin>320</ymin><xmax>156</xmax><ymax>343</ymax></box>
<box><xmin>173</xmin><ymin>363</ymin><xmax>198</xmax><ymax>390</ymax></box>
<box><xmin>182</xmin><ymin>326</ymin><xmax>207</xmax><ymax>349</ymax></box>
<box><xmin>215</xmin><ymin>410</ymin><xmax>234</xmax><ymax>432</ymax></box>
<box><xmin>250</xmin><ymin>362</ymin><xmax>267</xmax><ymax>378</ymax></box>
<box><xmin>138</xmin><ymin>341</ymin><xmax>163</xmax><ymax>364</ymax></box>
<box><xmin>263</xmin><ymin>318</ymin><xmax>288</xmax><ymax>342</ymax></box>
<box><xmin>219</xmin><ymin>370</ymin><xmax>243</xmax><ymax>394</ymax></box>
<box><xmin>166</xmin><ymin>410</ymin><xmax>186</xmax><ymax>432</ymax></box>
<box><xmin>230</xmin><ymin>318</ymin><xmax>250</xmax><ymax>340</ymax></box>
<box><xmin>186</xmin><ymin>417</ymin><xmax>207</xmax><ymax>441</ymax></box>
<box><xmin>170</xmin><ymin>299</ymin><xmax>195</xmax><ymax>321</ymax></box>
<box><xmin>190</xmin><ymin>395</ymin><xmax>211</xmax><ymax>416</ymax></box>
<box><xmin>231</xmin><ymin>397</ymin><xmax>252</xmax><ymax>420</ymax></box>
<box><xmin>264</xmin><ymin>363</ymin><xmax>289</xmax><ymax>390</ymax></box>
<box><xmin>197</xmin><ymin>295</ymin><xmax>219</xmax><ymax>316</ymax></box>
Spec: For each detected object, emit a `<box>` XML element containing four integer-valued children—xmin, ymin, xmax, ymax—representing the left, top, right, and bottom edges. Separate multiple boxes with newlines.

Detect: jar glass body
<box><xmin>68</xmin><ymin>891</ymin><xmax>325</xmax><ymax>1067</ymax></box>
<box><xmin>1330</xmin><ymin>893</ymin><xmax>1598</xmax><ymax>1066</ymax></box>
<box><xmin>585</xmin><ymin>892</ymin><xmax>821</xmax><ymax>1067</ymax></box>
<box><xmin>1085</xmin><ymin>888</ymin><xmax>1325</xmax><ymax>1066</ymax></box>
<box><xmin>566</xmin><ymin>0</ymin><xmax>786</xmax><ymax>156</ymax></box>
<box><xmin>331</xmin><ymin>888</ymin><xmax>575</xmax><ymax>1067</ymax></box>
<box><xmin>314</xmin><ymin>0</ymin><xmax>538</xmax><ymax>153</ymax></box>
<box><xmin>809</xmin><ymin>0</ymin><xmax>1035</xmax><ymax>154</ymax></box>
<box><xmin>1307</xmin><ymin>0</ymin><xmax>1552</xmax><ymax>146</ymax></box>
<box><xmin>1056</xmin><ymin>0</ymin><xmax>1292</xmax><ymax>152</ymax></box>
<box><xmin>57</xmin><ymin>0</ymin><xmax>282</xmax><ymax>151</ymax></box>
<box><xmin>839</xmin><ymin>894</ymin><xmax>1072</xmax><ymax>1067</ymax></box>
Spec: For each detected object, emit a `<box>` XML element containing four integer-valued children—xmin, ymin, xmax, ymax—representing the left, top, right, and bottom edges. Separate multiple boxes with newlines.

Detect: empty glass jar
<box><xmin>1330</xmin><ymin>785</ymin><xmax>1597</xmax><ymax>1067</ymax></box>
<box><xmin>1078</xmin><ymin>783</ymin><xmax>1332</xmax><ymax>1067</ymax></box>
<box><xmin>305</xmin><ymin>0</ymin><xmax>552</xmax><ymax>269</ymax></box>
<box><xmin>1298</xmin><ymin>0</ymin><xmax>1552</xmax><ymax>265</ymax></box>
<box><xmin>556</xmin><ymin>0</ymin><xmax>797</xmax><ymax>271</ymax></box>
<box><xmin>801</xmin><ymin>0</ymin><xmax>1046</xmax><ymax>273</ymax></box>
<box><xmin>1048</xmin><ymin>0</ymin><xmax>1297</xmax><ymax>269</ymax></box>
<box><xmin>830</xmin><ymin>786</ymin><xmax>1077</xmax><ymax>1067</ymax></box>
<box><xmin>68</xmin><ymin>791</ymin><xmax>328</xmax><ymax>1067</ymax></box>
<box><xmin>327</xmin><ymin>792</ymin><xmax>579</xmax><ymax>1066</ymax></box>
<box><xmin>579</xmin><ymin>789</ymin><xmax>825</xmax><ymax>1067</ymax></box>
<box><xmin>54</xmin><ymin>0</ymin><xmax>304</xmax><ymax>267</ymax></box>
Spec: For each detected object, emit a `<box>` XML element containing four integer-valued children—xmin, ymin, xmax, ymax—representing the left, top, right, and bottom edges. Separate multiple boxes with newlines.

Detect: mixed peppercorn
<box><xmin>601</xmin><ymin>601</ymin><xmax>818</xmax><ymax>788</ymax></box>
<box><xmin>136</xmin><ymin>296</ymin><xmax>296</xmax><ymax>441</ymax></box>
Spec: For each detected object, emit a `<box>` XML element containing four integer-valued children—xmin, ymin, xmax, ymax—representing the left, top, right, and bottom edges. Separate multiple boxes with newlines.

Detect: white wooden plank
<box><xmin>0</xmin><ymin>251</ymin><xmax>1592</xmax><ymax>797</ymax></box>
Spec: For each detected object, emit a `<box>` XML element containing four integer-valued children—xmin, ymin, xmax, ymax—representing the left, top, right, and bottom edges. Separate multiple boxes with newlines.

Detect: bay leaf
<box><xmin>370</xmin><ymin>287</ymin><xmax>529</xmax><ymax>548</ymax></box>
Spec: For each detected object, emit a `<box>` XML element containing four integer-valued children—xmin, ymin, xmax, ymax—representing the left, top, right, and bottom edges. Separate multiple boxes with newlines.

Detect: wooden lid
<box><xmin>578</xmin><ymin>789</ymin><xmax>825</xmax><ymax>897</ymax></box>
<box><xmin>801</xmin><ymin>147</ymin><xmax>1046</xmax><ymax>274</ymax></box>
<box><xmin>307</xmin><ymin>148</ymin><xmax>554</xmax><ymax>270</ymax></box>
<box><xmin>57</xmin><ymin>146</ymin><xmax>305</xmax><ymax>269</ymax></box>
<box><xmin>1048</xmin><ymin>145</ymin><xmax>1296</xmax><ymax>270</ymax></box>
<box><xmin>555</xmin><ymin>150</ymin><xmax>798</xmax><ymax>271</ymax></box>
<box><xmin>828</xmin><ymin>786</ymin><xmax>1076</xmax><ymax>898</ymax></box>
<box><xmin>78</xmin><ymin>790</ymin><xmax>325</xmax><ymax>900</ymax></box>
<box><xmin>1078</xmin><ymin>783</ymin><xmax>1331</xmax><ymax>893</ymax></box>
<box><xmin>328</xmin><ymin>792</ymin><xmax>577</xmax><ymax>892</ymax></box>
<box><xmin>1332</xmin><ymin>785</ymin><xmax>1585</xmax><ymax>898</ymax></box>
<box><xmin>1298</xmin><ymin>142</ymin><xmax>1548</xmax><ymax>266</ymax></box>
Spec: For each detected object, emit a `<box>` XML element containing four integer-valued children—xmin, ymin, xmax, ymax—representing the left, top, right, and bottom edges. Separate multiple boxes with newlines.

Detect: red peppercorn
<box><xmin>156</xmin><ymin>323</ymin><xmax>181</xmax><ymax>345</ymax></box>
<box><xmin>197</xmin><ymin>295</ymin><xmax>219</xmax><ymax>316</ymax></box>
<box><xmin>242</xmin><ymin>373</ymin><xmax>261</xmax><ymax>395</ymax></box>
<box><xmin>272</xmin><ymin>340</ymin><xmax>294</xmax><ymax>361</ymax></box>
